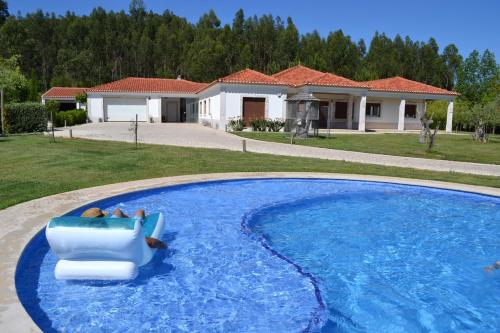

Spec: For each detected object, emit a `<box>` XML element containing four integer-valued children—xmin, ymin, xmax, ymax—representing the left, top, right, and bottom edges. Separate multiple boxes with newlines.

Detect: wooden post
<box><xmin>50</xmin><ymin>111</ymin><xmax>55</xmax><ymax>143</ymax></box>
<box><xmin>69</xmin><ymin>128</ymin><xmax>73</xmax><ymax>138</ymax></box>
<box><xmin>135</xmin><ymin>114</ymin><xmax>138</xmax><ymax>149</ymax></box>
<box><xmin>242</xmin><ymin>139</ymin><xmax>246</xmax><ymax>152</ymax></box>
<box><xmin>0</xmin><ymin>86</ymin><xmax>4</xmax><ymax>135</ymax></box>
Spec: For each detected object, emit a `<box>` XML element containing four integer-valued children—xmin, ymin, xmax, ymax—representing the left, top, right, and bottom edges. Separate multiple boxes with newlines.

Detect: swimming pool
<box><xmin>16</xmin><ymin>179</ymin><xmax>500</xmax><ymax>332</ymax></box>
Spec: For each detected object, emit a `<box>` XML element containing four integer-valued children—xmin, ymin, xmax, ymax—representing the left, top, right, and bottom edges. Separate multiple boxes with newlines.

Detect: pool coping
<box><xmin>1</xmin><ymin>172</ymin><xmax>499</xmax><ymax>332</ymax></box>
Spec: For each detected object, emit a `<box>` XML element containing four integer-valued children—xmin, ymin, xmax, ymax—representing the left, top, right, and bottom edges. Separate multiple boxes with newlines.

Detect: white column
<box><xmin>446</xmin><ymin>100</ymin><xmax>454</xmax><ymax>133</ymax></box>
<box><xmin>358</xmin><ymin>96</ymin><xmax>366</xmax><ymax>132</ymax></box>
<box><xmin>220</xmin><ymin>91</ymin><xmax>226</xmax><ymax>130</ymax></box>
<box><xmin>398</xmin><ymin>99</ymin><xmax>406</xmax><ymax>131</ymax></box>
<box><xmin>347</xmin><ymin>96</ymin><xmax>353</xmax><ymax>129</ymax></box>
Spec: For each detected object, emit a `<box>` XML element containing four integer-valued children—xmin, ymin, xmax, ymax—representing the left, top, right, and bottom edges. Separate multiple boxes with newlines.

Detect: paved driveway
<box><xmin>56</xmin><ymin>123</ymin><xmax>500</xmax><ymax>177</ymax></box>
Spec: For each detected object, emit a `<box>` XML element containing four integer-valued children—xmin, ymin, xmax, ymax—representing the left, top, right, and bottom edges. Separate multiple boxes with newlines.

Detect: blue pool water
<box><xmin>16</xmin><ymin>179</ymin><xmax>500</xmax><ymax>332</ymax></box>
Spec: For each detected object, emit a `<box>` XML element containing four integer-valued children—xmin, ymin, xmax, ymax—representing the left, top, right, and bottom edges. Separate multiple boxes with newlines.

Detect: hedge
<box><xmin>54</xmin><ymin>109</ymin><xmax>87</xmax><ymax>127</ymax></box>
<box><xmin>4</xmin><ymin>102</ymin><xmax>48</xmax><ymax>133</ymax></box>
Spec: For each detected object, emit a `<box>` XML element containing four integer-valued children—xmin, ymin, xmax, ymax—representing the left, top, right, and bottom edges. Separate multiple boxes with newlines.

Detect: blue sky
<box><xmin>9</xmin><ymin>0</ymin><xmax>500</xmax><ymax>60</ymax></box>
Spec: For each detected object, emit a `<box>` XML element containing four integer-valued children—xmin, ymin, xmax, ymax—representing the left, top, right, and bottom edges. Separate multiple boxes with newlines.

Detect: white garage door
<box><xmin>104</xmin><ymin>98</ymin><xmax>147</xmax><ymax>122</ymax></box>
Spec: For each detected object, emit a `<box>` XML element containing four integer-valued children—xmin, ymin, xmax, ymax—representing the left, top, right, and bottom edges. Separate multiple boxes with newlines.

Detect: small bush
<box><xmin>267</xmin><ymin>118</ymin><xmax>285</xmax><ymax>132</ymax></box>
<box><xmin>228</xmin><ymin>117</ymin><xmax>245</xmax><ymax>131</ymax></box>
<box><xmin>4</xmin><ymin>102</ymin><xmax>48</xmax><ymax>133</ymax></box>
<box><xmin>250</xmin><ymin>119</ymin><xmax>267</xmax><ymax>131</ymax></box>
<box><xmin>54</xmin><ymin>109</ymin><xmax>87</xmax><ymax>127</ymax></box>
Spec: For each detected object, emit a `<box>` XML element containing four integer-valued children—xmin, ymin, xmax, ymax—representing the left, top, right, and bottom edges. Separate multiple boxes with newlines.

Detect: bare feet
<box><xmin>146</xmin><ymin>237</ymin><xmax>167</xmax><ymax>249</ymax></box>
<box><xmin>134</xmin><ymin>209</ymin><xmax>146</xmax><ymax>219</ymax></box>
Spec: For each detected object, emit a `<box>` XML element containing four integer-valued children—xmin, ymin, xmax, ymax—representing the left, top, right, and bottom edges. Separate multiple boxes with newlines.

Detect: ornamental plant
<box><xmin>227</xmin><ymin>117</ymin><xmax>245</xmax><ymax>131</ymax></box>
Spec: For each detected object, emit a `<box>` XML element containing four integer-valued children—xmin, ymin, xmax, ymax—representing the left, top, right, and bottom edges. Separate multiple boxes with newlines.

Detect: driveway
<box><xmin>56</xmin><ymin>123</ymin><xmax>500</xmax><ymax>177</ymax></box>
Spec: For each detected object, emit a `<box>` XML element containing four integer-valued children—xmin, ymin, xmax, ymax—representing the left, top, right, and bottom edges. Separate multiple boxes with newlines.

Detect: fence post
<box><xmin>69</xmin><ymin>128</ymin><xmax>73</xmax><ymax>138</ymax></box>
<box><xmin>50</xmin><ymin>111</ymin><xmax>55</xmax><ymax>143</ymax></box>
<box><xmin>242</xmin><ymin>139</ymin><xmax>246</xmax><ymax>152</ymax></box>
<box><xmin>135</xmin><ymin>114</ymin><xmax>138</xmax><ymax>149</ymax></box>
<box><xmin>0</xmin><ymin>86</ymin><xmax>4</xmax><ymax>135</ymax></box>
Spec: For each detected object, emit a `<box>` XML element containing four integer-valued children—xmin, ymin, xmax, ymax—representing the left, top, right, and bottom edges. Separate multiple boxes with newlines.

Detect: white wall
<box><xmin>87</xmin><ymin>96</ymin><xmax>103</xmax><ymax>122</ymax></box>
<box><xmin>363</xmin><ymin>97</ymin><xmax>423</xmax><ymax>130</ymax></box>
<box><xmin>148</xmin><ymin>98</ymin><xmax>161</xmax><ymax>122</ymax></box>
<box><xmin>224</xmin><ymin>84</ymin><xmax>286</xmax><ymax>122</ymax></box>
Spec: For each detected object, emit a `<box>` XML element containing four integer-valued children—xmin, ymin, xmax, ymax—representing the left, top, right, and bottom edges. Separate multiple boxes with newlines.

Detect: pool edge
<box><xmin>1</xmin><ymin>172</ymin><xmax>500</xmax><ymax>332</ymax></box>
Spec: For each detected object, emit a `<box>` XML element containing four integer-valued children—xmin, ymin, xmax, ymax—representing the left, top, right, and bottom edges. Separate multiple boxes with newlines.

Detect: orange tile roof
<box><xmin>197</xmin><ymin>69</ymin><xmax>286</xmax><ymax>93</ymax></box>
<box><xmin>362</xmin><ymin>76</ymin><xmax>459</xmax><ymax>96</ymax></box>
<box><xmin>308</xmin><ymin>72</ymin><xmax>367</xmax><ymax>88</ymax></box>
<box><xmin>217</xmin><ymin>69</ymin><xmax>285</xmax><ymax>85</ymax></box>
<box><xmin>272</xmin><ymin>65</ymin><xmax>325</xmax><ymax>86</ymax></box>
<box><xmin>42</xmin><ymin>87</ymin><xmax>87</xmax><ymax>99</ymax></box>
<box><xmin>272</xmin><ymin>65</ymin><xmax>366</xmax><ymax>88</ymax></box>
<box><xmin>86</xmin><ymin>77</ymin><xmax>208</xmax><ymax>94</ymax></box>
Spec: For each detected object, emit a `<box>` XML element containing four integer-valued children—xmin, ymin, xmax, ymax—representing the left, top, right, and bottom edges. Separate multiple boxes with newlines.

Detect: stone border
<box><xmin>1</xmin><ymin>172</ymin><xmax>499</xmax><ymax>332</ymax></box>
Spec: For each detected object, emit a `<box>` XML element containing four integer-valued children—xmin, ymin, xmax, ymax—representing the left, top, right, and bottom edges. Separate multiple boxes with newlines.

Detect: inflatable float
<box><xmin>46</xmin><ymin>213</ymin><xmax>164</xmax><ymax>280</ymax></box>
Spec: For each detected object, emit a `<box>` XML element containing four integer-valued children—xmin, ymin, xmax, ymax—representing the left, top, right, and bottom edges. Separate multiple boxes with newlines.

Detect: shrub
<box><xmin>250</xmin><ymin>119</ymin><xmax>267</xmax><ymax>131</ymax></box>
<box><xmin>54</xmin><ymin>109</ymin><xmax>87</xmax><ymax>127</ymax></box>
<box><xmin>4</xmin><ymin>102</ymin><xmax>48</xmax><ymax>133</ymax></box>
<box><xmin>227</xmin><ymin>117</ymin><xmax>245</xmax><ymax>131</ymax></box>
<box><xmin>267</xmin><ymin>118</ymin><xmax>285</xmax><ymax>132</ymax></box>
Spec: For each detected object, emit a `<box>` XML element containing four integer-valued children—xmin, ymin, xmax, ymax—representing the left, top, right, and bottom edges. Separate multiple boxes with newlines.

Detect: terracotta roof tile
<box><xmin>272</xmin><ymin>65</ymin><xmax>366</xmax><ymax>88</ymax></box>
<box><xmin>272</xmin><ymin>65</ymin><xmax>325</xmax><ymax>86</ymax></box>
<box><xmin>42</xmin><ymin>87</ymin><xmax>87</xmax><ymax>99</ymax></box>
<box><xmin>217</xmin><ymin>69</ymin><xmax>285</xmax><ymax>85</ymax></box>
<box><xmin>87</xmin><ymin>77</ymin><xmax>208</xmax><ymax>94</ymax></box>
<box><xmin>308</xmin><ymin>72</ymin><xmax>367</xmax><ymax>88</ymax></box>
<box><xmin>362</xmin><ymin>76</ymin><xmax>459</xmax><ymax>96</ymax></box>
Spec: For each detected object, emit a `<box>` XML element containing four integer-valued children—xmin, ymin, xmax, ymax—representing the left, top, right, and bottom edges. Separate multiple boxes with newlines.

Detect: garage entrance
<box><xmin>243</xmin><ymin>97</ymin><xmax>265</xmax><ymax>126</ymax></box>
<box><xmin>104</xmin><ymin>98</ymin><xmax>147</xmax><ymax>122</ymax></box>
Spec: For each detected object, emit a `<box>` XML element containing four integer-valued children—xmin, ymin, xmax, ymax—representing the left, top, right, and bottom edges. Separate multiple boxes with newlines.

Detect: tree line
<box><xmin>0</xmin><ymin>1</ymin><xmax>496</xmax><ymax>92</ymax></box>
<box><xmin>0</xmin><ymin>0</ymin><xmax>498</xmax><ymax>133</ymax></box>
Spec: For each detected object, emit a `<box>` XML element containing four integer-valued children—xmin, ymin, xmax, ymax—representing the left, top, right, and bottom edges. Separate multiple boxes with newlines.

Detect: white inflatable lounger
<box><xmin>46</xmin><ymin>213</ymin><xmax>164</xmax><ymax>280</ymax></box>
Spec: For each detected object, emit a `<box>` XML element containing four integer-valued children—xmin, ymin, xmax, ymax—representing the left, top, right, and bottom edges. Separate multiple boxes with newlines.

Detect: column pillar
<box><xmin>446</xmin><ymin>100</ymin><xmax>454</xmax><ymax>133</ymax></box>
<box><xmin>358</xmin><ymin>96</ymin><xmax>366</xmax><ymax>132</ymax></box>
<box><xmin>347</xmin><ymin>96</ymin><xmax>353</xmax><ymax>129</ymax></box>
<box><xmin>327</xmin><ymin>99</ymin><xmax>334</xmax><ymax>130</ymax></box>
<box><xmin>398</xmin><ymin>99</ymin><xmax>406</xmax><ymax>131</ymax></box>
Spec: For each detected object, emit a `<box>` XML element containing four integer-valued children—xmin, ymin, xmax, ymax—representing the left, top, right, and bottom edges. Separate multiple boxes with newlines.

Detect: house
<box><xmin>58</xmin><ymin>65</ymin><xmax>458</xmax><ymax>132</ymax></box>
<box><xmin>41</xmin><ymin>87</ymin><xmax>87</xmax><ymax>111</ymax></box>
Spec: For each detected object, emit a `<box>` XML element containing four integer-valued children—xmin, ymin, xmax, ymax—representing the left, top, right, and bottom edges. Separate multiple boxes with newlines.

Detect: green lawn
<box><xmin>1</xmin><ymin>135</ymin><xmax>499</xmax><ymax>210</ymax></box>
<box><xmin>233</xmin><ymin>132</ymin><xmax>500</xmax><ymax>165</ymax></box>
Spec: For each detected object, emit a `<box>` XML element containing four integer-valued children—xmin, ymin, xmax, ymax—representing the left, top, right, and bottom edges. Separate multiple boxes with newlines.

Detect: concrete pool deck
<box><xmin>1</xmin><ymin>172</ymin><xmax>500</xmax><ymax>332</ymax></box>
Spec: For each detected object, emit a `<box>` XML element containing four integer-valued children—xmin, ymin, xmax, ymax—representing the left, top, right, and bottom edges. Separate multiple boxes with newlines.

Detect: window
<box><xmin>405</xmin><ymin>104</ymin><xmax>417</xmax><ymax>118</ymax></box>
<box><xmin>366</xmin><ymin>103</ymin><xmax>381</xmax><ymax>117</ymax></box>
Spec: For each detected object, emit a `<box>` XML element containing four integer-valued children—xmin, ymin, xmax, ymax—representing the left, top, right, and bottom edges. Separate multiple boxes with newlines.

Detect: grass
<box><xmin>0</xmin><ymin>134</ymin><xmax>499</xmax><ymax>210</ymax></box>
<box><xmin>232</xmin><ymin>132</ymin><xmax>500</xmax><ymax>165</ymax></box>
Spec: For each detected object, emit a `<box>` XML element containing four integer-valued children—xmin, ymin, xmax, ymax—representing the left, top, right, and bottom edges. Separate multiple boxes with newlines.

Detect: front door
<box><xmin>243</xmin><ymin>97</ymin><xmax>265</xmax><ymax>126</ymax></box>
